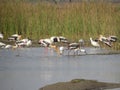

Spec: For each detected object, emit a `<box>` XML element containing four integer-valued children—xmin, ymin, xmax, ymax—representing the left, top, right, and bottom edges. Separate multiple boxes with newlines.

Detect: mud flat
<box><xmin>39</xmin><ymin>79</ymin><xmax>120</xmax><ymax>90</ymax></box>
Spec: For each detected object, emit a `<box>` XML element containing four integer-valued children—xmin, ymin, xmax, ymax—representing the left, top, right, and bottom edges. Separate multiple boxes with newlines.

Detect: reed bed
<box><xmin>0</xmin><ymin>1</ymin><xmax>120</xmax><ymax>49</ymax></box>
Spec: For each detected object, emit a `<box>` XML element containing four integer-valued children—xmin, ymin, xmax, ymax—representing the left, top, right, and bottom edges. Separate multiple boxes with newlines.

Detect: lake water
<box><xmin>0</xmin><ymin>47</ymin><xmax>120</xmax><ymax>90</ymax></box>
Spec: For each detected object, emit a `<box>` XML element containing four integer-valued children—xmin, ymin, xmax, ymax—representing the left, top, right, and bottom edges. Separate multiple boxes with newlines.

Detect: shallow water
<box><xmin>0</xmin><ymin>47</ymin><xmax>120</xmax><ymax>90</ymax></box>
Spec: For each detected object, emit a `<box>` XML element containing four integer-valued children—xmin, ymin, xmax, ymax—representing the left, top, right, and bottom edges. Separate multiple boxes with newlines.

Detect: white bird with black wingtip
<box><xmin>99</xmin><ymin>35</ymin><xmax>118</xmax><ymax>47</ymax></box>
<box><xmin>38</xmin><ymin>38</ymin><xmax>52</xmax><ymax>47</ymax></box>
<box><xmin>50</xmin><ymin>36</ymin><xmax>68</xmax><ymax>43</ymax></box>
<box><xmin>90</xmin><ymin>37</ymin><xmax>100</xmax><ymax>48</ymax></box>
<box><xmin>8</xmin><ymin>34</ymin><xmax>22</xmax><ymax>41</ymax></box>
<box><xmin>67</xmin><ymin>42</ymin><xmax>87</xmax><ymax>55</ymax></box>
<box><xmin>16</xmin><ymin>38</ymin><xmax>32</xmax><ymax>47</ymax></box>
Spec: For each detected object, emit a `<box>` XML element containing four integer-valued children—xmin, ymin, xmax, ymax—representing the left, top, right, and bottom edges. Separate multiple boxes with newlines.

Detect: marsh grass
<box><xmin>0</xmin><ymin>1</ymin><xmax>120</xmax><ymax>49</ymax></box>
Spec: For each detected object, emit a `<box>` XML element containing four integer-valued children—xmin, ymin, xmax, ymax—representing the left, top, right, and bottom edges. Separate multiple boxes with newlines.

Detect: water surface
<box><xmin>0</xmin><ymin>47</ymin><xmax>120</xmax><ymax>90</ymax></box>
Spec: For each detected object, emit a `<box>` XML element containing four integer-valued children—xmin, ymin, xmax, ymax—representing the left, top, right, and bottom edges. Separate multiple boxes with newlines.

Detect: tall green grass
<box><xmin>0</xmin><ymin>1</ymin><xmax>120</xmax><ymax>49</ymax></box>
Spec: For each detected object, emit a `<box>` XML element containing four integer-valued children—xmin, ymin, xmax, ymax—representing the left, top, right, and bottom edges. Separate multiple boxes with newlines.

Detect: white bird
<box><xmin>38</xmin><ymin>38</ymin><xmax>52</xmax><ymax>47</ymax></box>
<box><xmin>12</xmin><ymin>43</ymin><xmax>19</xmax><ymax>49</ymax></box>
<box><xmin>0</xmin><ymin>42</ymin><xmax>6</xmax><ymax>48</ymax></box>
<box><xmin>79</xmin><ymin>39</ymin><xmax>85</xmax><ymax>47</ymax></box>
<box><xmin>4</xmin><ymin>44</ymin><xmax>12</xmax><ymax>49</ymax></box>
<box><xmin>68</xmin><ymin>42</ymin><xmax>86</xmax><ymax>55</ymax></box>
<box><xmin>50</xmin><ymin>36</ymin><xmax>60</xmax><ymax>43</ymax></box>
<box><xmin>99</xmin><ymin>35</ymin><xmax>112</xmax><ymax>47</ymax></box>
<box><xmin>0</xmin><ymin>32</ymin><xmax>3</xmax><ymax>39</ymax></box>
<box><xmin>58</xmin><ymin>36</ymin><xmax>68</xmax><ymax>43</ymax></box>
<box><xmin>90</xmin><ymin>37</ymin><xmax>100</xmax><ymax>48</ymax></box>
<box><xmin>50</xmin><ymin>36</ymin><xmax>68</xmax><ymax>43</ymax></box>
<box><xmin>79</xmin><ymin>49</ymin><xmax>87</xmax><ymax>54</ymax></box>
<box><xmin>26</xmin><ymin>39</ymin><xmax>32</xmax><ymax>47</ymax></box>
<box><xmin>107</xmin><ymin>35</ymin><xmax>117</xmax><ymax>42</ymax></box>
<box><xmin>17</xmin><ymin>38</ymin><xmax>29</xmax><ymax>43</ymax></box>
<box><xmin>59</xmin><ymin>46</ymin><xmax>65</xmax><ymax>55</ymax></box>
<box><xmin>8</xmin><ymin>34</ymin><xmax>22</xmax><ymax>41</ymax></box>
<box><xmin>16</xmin><ymin>38</ymin><xmax>32</xmax><ymax>47</ymax></box>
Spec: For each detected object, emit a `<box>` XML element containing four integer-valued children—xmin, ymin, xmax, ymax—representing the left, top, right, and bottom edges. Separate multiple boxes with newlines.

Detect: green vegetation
<box><xmin>0</xmin><ymin>1</ymin><xmax>120</xmax><ymax>49</ymax></box>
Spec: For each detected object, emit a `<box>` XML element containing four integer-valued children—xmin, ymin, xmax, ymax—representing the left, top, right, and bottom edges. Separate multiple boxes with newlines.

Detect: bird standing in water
<box><xmin>67</xmin><ymin>42</ymin><xmax>87</xmax><ymax>55</ymax></box>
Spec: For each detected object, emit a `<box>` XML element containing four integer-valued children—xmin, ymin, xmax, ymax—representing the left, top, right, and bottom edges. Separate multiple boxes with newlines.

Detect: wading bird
<box><xmin>16</xmin><ymin>38</ymin><xmax>32</xmax><ymax>47</ymax></box>
<box><xmin>50</xmin><ymin>36</ymin><xmax>68</xmax><ymax>43</ymax></box>
<box><xmin>0</xmin><ymin>32</ymin><xmax>3</xmax><ymax>39</ymax></box>
<box><xmin>107</xmin><ymin>35</ymin><xmax>117</xmax><ymax>42</ymax></box>
<box><xmin>59</xmin><ymin>46</ymin><xmax>65</xmax><ymax>55</ymax></box>
<box><xmin>99</xmin><ymin>35</ymin><xmax>112</xmax><ymax>47</ymax></box>
<box><xmin>38</xmin><ymin>38</ymin><xmax>52</xmax><ymax>47</ymax></box>
<box><xmin>4</xmin><ymin>44</ymin><xmax>12</xmax><ymax>49</ymax></box>
<box><xmin>8</xmin><ymin>34</ymin><xmax>22</xmax><ymax>41</ymax></box>
<box><xmin>68</xmin><ymin>42</ymin><xmax>86</xmax><ymax>55</ymax></box>
<box><xmin>90</xmin><ymin>37</ymin><xmax>100</xmax><ymax>48</ymax></box>
<box><xmin>0</xmin><ymin>42</ymin><xmax>6</xmax><ymax>48</ymax></box>
<box><xmin>79</xmin><ymin>39</ymin><xmax>85</xmax><ymax>47</ymax></box>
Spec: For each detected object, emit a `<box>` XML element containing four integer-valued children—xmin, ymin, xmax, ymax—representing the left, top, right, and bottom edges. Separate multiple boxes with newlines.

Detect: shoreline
<box><xmin>39</xmin><ymin>79</ymin><xmax>120</xmax><ymax>90</ymax></box>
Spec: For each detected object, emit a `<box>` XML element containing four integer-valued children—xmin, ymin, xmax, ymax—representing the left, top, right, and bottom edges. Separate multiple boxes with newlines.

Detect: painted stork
<box><xmin>58</xmin><ymin>36</ymin><xmax>68</xmax><ymax>43</ymax></box>
<box><xmin>8</xmin><ymin>34</ymin><xmax>22</xmax><ymax>41</ymax></box>
<box><xmin>107</xmin><ymin>35</ymin><xmax>117</xmax><ymax>42</ymax></box>
<box><xmin>0</xmin><ymin>32</ymin><xmax>3</xmax><ymax>39</ymax></box>
<box><xmin>4</xmin><ymin>44</ymin><xmax>12</xmax><ymax>49</ymax></box>
<box><xmin>50</xmin><ymin>36</ymin><xmax>60</xmax><ymax>43</ymax></box>
<box><xmin>50</xmin><ymin>36</ymin><xmax>68</xmax><ymax>43</ymax></box>
<box><xmin>26</xmin><ymin>39</ymin><xmax>32</xmax><ymax>47</ymax></box>
<box><xmin>38</xmin><ymin>38</ymin><xmax>52</xmax><ymax>47</ymax></box>
<box><xmin>16</xmin><ymin>38</ymin><xmax>32</xmax><ymax>47</ymax></box>
<box><xmin>68</xmin><ymin>42</ymin><xmax>86</xmax><ymax>55</ymax></box>
<box><xmin>12</xmin><ymin>43</ymin><xmax>19</xmax><ymax>49</ymax></box>
<box><xmin>90</xmin><ymin>37</ymin><xmax>100</xmax><ymax>48</ymax></box>
<box><xmin>0</xmin><ymin>42</ymin><xmax>6</xmax><ymax>48</ymax></box>
<box><xmin>59</xmin><ymin>46</ymin><xmax>65</xmax><ymax>55</ymax></box>
<box><xmin>99</xmin><ymin>35</ymin><xmax>112</xmax><ymax>47</ymax></box>
<box><xmin>79</xmin><ymin>39</ymin><xmax>85</xmax><ymax>47</ymax></box>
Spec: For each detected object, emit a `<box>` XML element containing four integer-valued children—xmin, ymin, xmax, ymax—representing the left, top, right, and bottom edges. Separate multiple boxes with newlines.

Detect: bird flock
<box><xmin>0</xmin><ymin>32</ymin><xmax>118</xmax><ymax>55</ymax></box>
<box><xmin>0</xmin><ymin>33</ymin><xmax>32</xmax><ymax>49</ymax></box>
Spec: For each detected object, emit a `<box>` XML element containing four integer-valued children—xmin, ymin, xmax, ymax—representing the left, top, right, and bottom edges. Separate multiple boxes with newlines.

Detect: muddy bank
<box><xmin>39</xmin><ymin>79</ymin><xmax>120</xmax><ymax>90</ymax></box>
